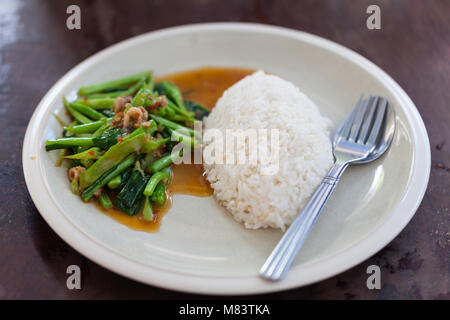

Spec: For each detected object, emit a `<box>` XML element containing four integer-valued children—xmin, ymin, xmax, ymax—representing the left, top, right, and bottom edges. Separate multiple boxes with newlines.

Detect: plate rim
<box><xmin>22</xmin><ymin>22</ymin><xmax>430</xmax><ymax>295</ymax></box>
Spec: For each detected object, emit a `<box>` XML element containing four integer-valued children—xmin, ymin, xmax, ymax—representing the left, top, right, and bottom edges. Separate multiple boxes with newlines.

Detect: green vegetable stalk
<box><xmin>64</xmin><ymin>97</ymin><xmax>92</xmax><ymax>124</ymax></box>
<box><xmin>143</xmin><ymin>167</ymin><xmax>171</xmax><ymax>197</ymax></box>
<box><xmin>79</xmin><ymin>132</ymin><xmax>150</xmax><ymax>188</ymax></box>
<box><xmin>70</xmin><ymin>102</ymin><xmax>105</xmax><ymax>120</ymax></box>
<box><xmin>131</xmin><ymin>83</ymin><xmax>154</xmax><ymax>107</ymax></box>
<box><xmin>150</xmin><ymin>114</ymin><xmax>196</xmax><ymax>136</ymax></box>
<box><xmin>75</xmin><ymin>98</ymin><xmax>115</xmax><ymax>110</ymax></box>
<box><xmin>84</xmin><ymin>91</ymin><xmax>128</xmax><ymax>99</ymax></box>
<box><xmin>99</xmin><ymin>192</ymin><xmax>113</xmax><ymax>210</ymax></box>
<box><xmin>107</xmin><ymin>175</ymin><xmax>121</xmax><ymax>189</ymax></box>
<box><xmin>160</xmin><ymin>81</ymin><xmax>186</xmax><ymax>112</ymax></box>
<box><xmin>65</xmin><ymin>147</ymin><xmax>103</xmax><ymax>160</ymax></box>
<box><xmin>149</xmin><ymin>150</ymin><xmax>182</xmax><ymax>173</ymax></box>
<box><xmin>78</xmin><ymin>71</ymin><xmax>151</xmax><ymax>96</ymax></box>
<box><xmin>64</xmin><ymin>118</ymin><xmax>112</xmax><ymax>134</ymax></box>
<box><xmin>151</xmin><ymin>183</ymin><xmax>166</xmax><ymax>206</ymax></box>
<box><xmin>81</xmin><ymin>153</ymin><xmax>136</xmax><ymax>201</ymax></box>
<box><xmin>142</xmin><ymin>196</ymin><xmax>153</xmax><ymax>221</ymax></box>
<box><xmin>46</xmin><ymin>137</ymin><xmax>94</xmax><ymax>151</ymax></box>
<box><xmin>46</xmin><ymin>127</ymin><xmax>122</xmax><ymax>151</ymax></box>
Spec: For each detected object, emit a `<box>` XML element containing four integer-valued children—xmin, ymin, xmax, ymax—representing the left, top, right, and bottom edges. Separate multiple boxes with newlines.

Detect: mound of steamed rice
<box><xmin>202</xmin><ymin>71</ymin><xmax>333</xmax><ymax>230</ymax></box>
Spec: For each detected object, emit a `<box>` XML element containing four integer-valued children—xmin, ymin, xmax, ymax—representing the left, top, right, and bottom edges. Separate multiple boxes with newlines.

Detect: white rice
<box><xmin>202</xmin><ymin>71</ymin><xmax>333</xmax><ymax>230</ymax></box>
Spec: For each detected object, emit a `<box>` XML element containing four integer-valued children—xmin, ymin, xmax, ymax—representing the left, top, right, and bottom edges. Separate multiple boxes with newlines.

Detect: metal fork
<box><xmin>260</xmin><ymin>95</ymin><xmax>396</xmax><ymax>281</ymax></box>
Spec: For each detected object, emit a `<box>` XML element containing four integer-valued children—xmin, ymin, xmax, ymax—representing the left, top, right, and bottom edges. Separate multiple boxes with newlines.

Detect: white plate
<box><xmin>22</xmin><ymin>23</ymin><xmax>430</xmax><ymax>295</ymax></box>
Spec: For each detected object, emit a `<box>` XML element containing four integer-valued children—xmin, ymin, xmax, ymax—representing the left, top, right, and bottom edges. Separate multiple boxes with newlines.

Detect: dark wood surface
<box><xmin>0</xmin><ymin>0</ymin><xmax>448</xmax><ymax>299</ymax></box>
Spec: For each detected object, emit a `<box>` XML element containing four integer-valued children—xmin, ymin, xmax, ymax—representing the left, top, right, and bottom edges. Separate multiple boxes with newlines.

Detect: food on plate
<box><xmin>203</xmin><ymin>71</ymin><xmax>333</xmax><ymax>230</ymax></box>
<box><xmin>45</xmin><ymin>67</ymin><xmax>332</xmax><ymax>233</ymax></box>
<box><xmin>44</xmin><ymin>67</ymin><xmax>252</xmax><ymax>231</ymax></box>
<box><xmin>45</xmin><ymin>70</ymin><xmax>210</xmax><ymax>228</ymax></box>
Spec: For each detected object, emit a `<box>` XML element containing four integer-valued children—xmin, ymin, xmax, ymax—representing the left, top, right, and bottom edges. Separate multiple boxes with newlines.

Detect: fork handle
<box><xmin>259</xmin><ymin>161</ymin><xmax>349</xmax><ymax>281</ymax></box>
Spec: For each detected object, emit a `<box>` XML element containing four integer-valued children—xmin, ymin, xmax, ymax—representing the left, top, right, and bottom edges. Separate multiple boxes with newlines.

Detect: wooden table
<box><xmin>0</xmin><ymin>0</ymin><xmax>448</xmax><ymax>299</ymax></box>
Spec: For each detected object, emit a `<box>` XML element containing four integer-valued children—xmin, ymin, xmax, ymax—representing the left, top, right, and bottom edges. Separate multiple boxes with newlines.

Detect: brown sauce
<box><xmin>159</xmin><ymin>66</ymin><xmax>255</xmax><ymax>110</ymax></box>
<box><xmin>97</xmin><ymin>67</ymin><xmax>254</xmax><ymax>232</ymax></box>
<box><xmin>169</xmin><ymin>162</ymin><xmax>214</xmax><ymax>196</ymax></box>
<box><xmin>94</xmin><ymin>197</ymin><xmax>171</xmax><ymax>233</ymax></box>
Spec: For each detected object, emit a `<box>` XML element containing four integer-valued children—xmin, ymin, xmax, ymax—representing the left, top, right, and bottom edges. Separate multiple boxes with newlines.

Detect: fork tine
<box><xmin>348</xmin><ymin>96</ymin><xmax>371</xmax><ymax>142</ymax></box>
<box><xmin>357</xmin><ymin>96</ymin><xmax>379</xmax><ymax>144</ymax></box>
<box><xmin>366</xmin><ymin>98</ymin><xmax>388</xmax><ymax>146</ymax></box>
<box><xmin>339</xmin><ymin>94</ymin><xmax>363</xmax><ymax>140</ymax></box>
